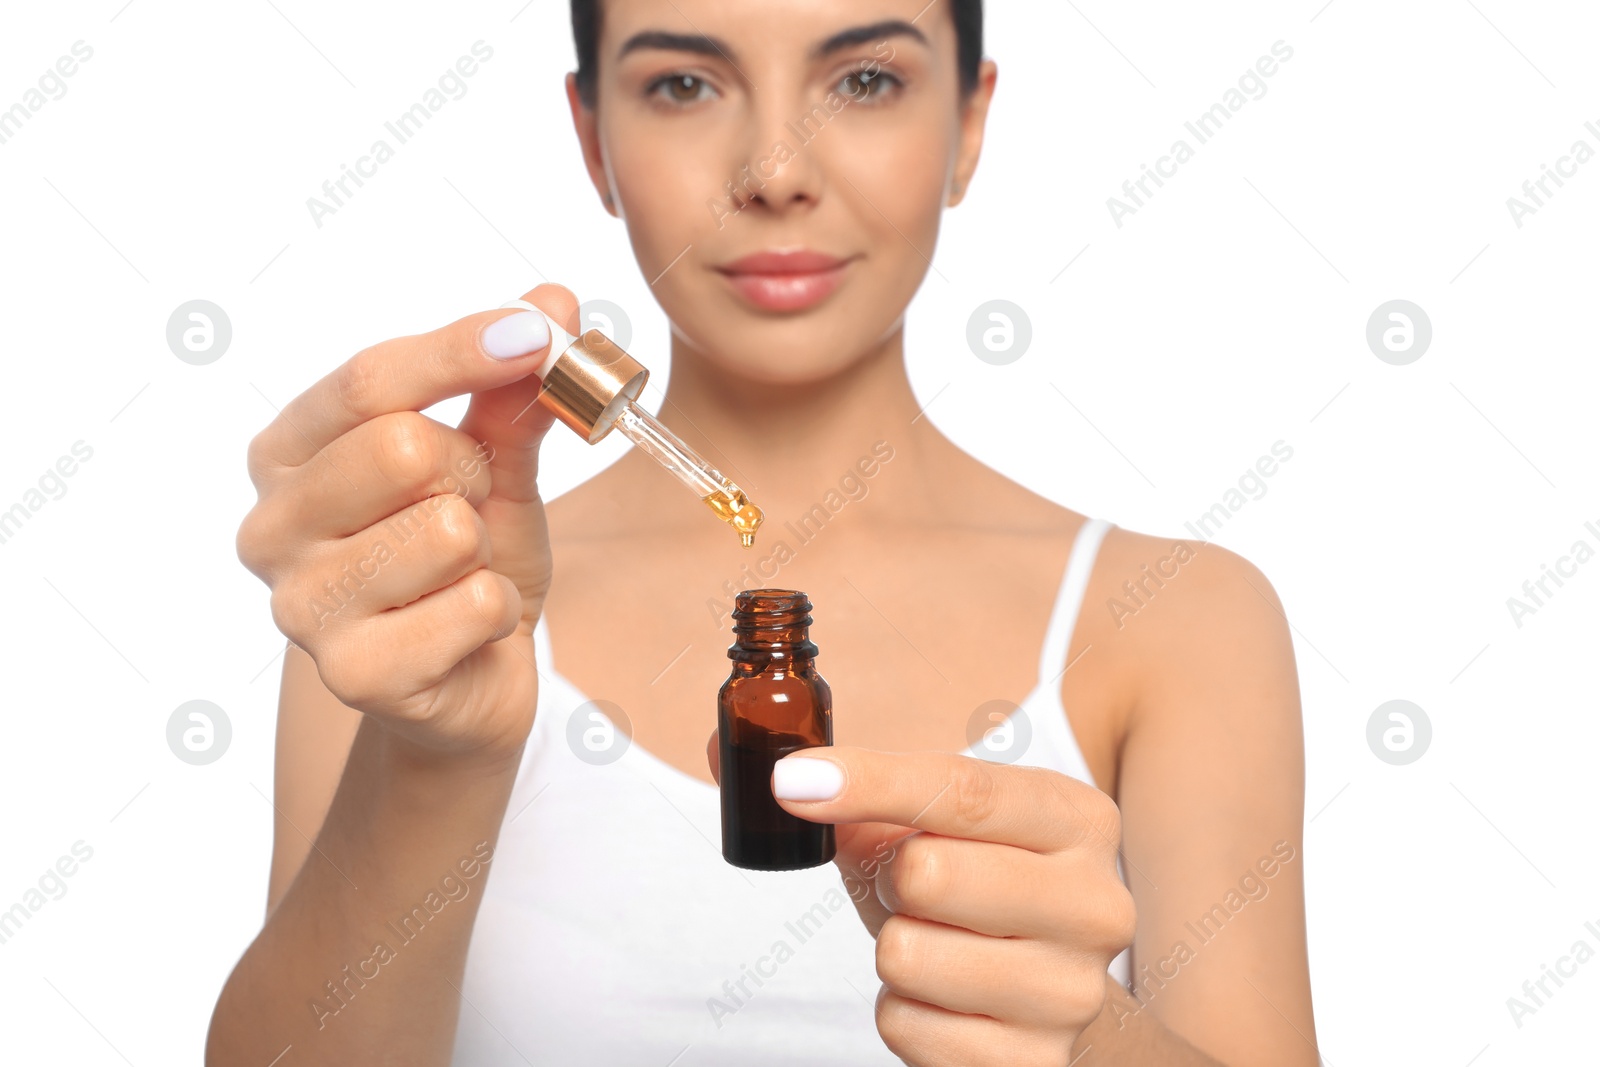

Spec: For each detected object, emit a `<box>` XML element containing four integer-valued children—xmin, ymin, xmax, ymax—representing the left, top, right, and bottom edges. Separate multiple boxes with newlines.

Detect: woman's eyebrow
<box><xmin>615</xmin><ymin>19</ymin><xmax>929</xmax><ymax>64</ymax></box>
<box><xmin>809</xmin><ymin>19</ymin><xmax>928</xmax><ymax>60</ymax></box>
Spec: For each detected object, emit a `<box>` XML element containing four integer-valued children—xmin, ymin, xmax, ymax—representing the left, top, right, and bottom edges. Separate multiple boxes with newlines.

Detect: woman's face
<box><xmin>567</xmin><ymin>0</ymin><xmax>994</xmax><ymax>385</ymax></box>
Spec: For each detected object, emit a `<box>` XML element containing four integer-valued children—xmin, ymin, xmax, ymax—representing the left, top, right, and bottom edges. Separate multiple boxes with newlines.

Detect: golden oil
<box><xmin>702</xmin><ymin>484</ymin><xmax>765</xmax><ymax>549</ymax></box>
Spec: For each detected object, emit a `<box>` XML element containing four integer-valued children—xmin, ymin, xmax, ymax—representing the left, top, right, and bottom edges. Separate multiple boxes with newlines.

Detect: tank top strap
<box><xmin>1036</xmin><ymin>518</ymin><xmax>1114</xmax><ymax>691</ymax></box>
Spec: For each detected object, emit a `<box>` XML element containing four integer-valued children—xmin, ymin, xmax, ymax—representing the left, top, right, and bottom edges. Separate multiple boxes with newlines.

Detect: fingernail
<box><xmin>772</xmin><ymin>756</ymin><xmax>843</xmax><ymax>801</ymax></box>
<box><xmin>481</xmin><ymin>310</ymin><xmax>551</xmax><ymax>360</ymax></box>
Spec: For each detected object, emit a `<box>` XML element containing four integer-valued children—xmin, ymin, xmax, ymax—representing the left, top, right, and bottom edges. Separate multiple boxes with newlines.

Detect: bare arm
<box><xmin>264</xmin><ymin>643</ymin><xmax>362</xmax><ymax>916</ymax></box>
<box><xmin>207</xmin><ymin>689</ymin><xmax>521</xmax><ymax>1064</ymax></box>
<box><xmin>1080</xmin><ymin>977</ymin><xmax>1230</xmax><ymax>1064</ymax></box>
<box><xmin>1086</xmin><ymin>538</ymin><xmax>1317</xmax><ymax>1066</ymax></box>
<box><xmin>207</xmin><ymin>284</ymin><xmax>578</xmax><ymax>1065</ymax></box>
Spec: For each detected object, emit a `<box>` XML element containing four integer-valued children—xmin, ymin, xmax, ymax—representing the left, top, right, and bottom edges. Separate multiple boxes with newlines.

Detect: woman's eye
<box><xmin>839</xmin><ymin>69</ymin><xmax>901</xmax><ymax>102</ymax></box>
<box><xmin>648</xmin><ymin>73</ymin><xmax>712</xmax><ymax>106</ymax></box>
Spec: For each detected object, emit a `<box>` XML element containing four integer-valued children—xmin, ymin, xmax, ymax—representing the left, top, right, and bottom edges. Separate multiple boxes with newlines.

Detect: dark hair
<box><xmin>570</xmin><ymin>0</ymin><xmax>983</xmax><ymax>109</ymax></box>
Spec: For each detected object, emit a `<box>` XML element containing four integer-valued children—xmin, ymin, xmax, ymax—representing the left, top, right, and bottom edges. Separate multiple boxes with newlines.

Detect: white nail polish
<box><xmin>481</xmin><ymin>309</ymin><xmax>552</xmax><ymax>360</ymax></box>
<box><xmin>495</xmin><ymin>300</ymin><xmax>582</xmax><ymax>385</ymax></box>
<box><xmin>772</xmin><ymin>756</ymin><xmax>843</xmax><ymax>801</ymax></box>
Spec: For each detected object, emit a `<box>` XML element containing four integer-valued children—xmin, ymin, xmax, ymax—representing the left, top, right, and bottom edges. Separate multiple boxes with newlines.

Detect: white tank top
<box><xmin>451</xmin><ymin>517</ymin><xmax>1128</xmax><ymax>1065</ymax></box>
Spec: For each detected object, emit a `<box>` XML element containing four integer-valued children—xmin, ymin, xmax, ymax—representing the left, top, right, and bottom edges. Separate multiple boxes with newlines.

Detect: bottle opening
<box><xmin>730</xmin><ymin>589</ymin><xmax>815</xmax><ymax>651</ymax></box>
<box><xmin>736</xmin><ymin>588</ymin><xmax>807</xmax><ymax>609</ymax></box>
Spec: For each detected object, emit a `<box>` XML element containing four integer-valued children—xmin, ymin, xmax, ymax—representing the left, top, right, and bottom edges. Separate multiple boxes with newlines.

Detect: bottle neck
<box><xmin>728</xmin><ymin>589</ymin><xmax>818</xmax><ymax>664</ymax></box>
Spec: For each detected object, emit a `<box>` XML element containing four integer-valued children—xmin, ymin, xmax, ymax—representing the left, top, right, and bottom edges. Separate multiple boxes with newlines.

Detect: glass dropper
<box><xmin>498</xmin><ymin>299</ymin><xmax>765</xmax><ymax>549</ymax></box>
<box><xmin>609</xmin><ymin>402</ymin><xmax>765</xmax><ymax>548</ymax></box>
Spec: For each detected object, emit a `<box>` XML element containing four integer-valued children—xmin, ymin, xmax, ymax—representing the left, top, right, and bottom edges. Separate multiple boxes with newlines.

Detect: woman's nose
<box><xmin>725</xmin><ymin>90</ymin><xmax>828</xmax><ymax>215</ymax></box>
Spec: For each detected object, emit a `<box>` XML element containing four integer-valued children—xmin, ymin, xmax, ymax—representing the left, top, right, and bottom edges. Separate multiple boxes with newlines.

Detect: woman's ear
<box><xmin>566</xmin><ymin>71</ymin><xmax>619</xmax><ymax>217</ymax></box>
<box><xmin>948</xmin><ymin>58</ymin><xmax>999</xmax><ymax>207</ymax></box>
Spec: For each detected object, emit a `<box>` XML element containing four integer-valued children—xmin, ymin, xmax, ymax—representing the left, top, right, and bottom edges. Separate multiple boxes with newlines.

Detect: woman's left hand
<box><xmin>710</xmin><ymin>737</ymin><xmax>1138</xmax><ymax>1066</ymax></box>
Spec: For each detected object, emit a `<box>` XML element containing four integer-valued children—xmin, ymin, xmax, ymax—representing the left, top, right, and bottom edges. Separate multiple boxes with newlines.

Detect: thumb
<box><xmin>454</xmin><ymin>283</ymin><xmax>579</xmax><ymax>617</ymax></box>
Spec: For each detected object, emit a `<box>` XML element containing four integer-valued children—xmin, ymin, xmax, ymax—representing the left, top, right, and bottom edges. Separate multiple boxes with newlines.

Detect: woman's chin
<box><xmin>668</xmin><ymin>318</ymin><xmax>880</xmax><ymax>386</ymax></box>
<box><xmin>703</xmin><ymin>351</ymin><xmax>860</xmax><ymax>388</ymax></box>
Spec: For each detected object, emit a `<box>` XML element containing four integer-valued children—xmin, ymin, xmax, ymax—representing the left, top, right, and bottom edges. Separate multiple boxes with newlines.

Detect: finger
<box><xmin>297</xmin><ymin>493</ymin><xmax>492</xmax><ymax>627</ymax></box>
<box><xmin>311</xmin><ymin>567</ymin><xmax>521</xmax><ymax>717</ymax></box>
<box><xmin>456</xmin><ymin>283</ymin><xmax>574</xmax><ymax>489</ymax></box>
<box><xmin>453</xmin><ymin>284</ymin><xmax>577</xmax><ymax>610</ymax></box>
<box><xmin>873</xmin><ymin>832</ymin><xmax>1058</xmax><ymax>938</ymax></box>
<box><xmin>873</xmin><ymin>986</ymin><xmax>1067</xmax><ymax>1067</ymax></box>
<box><xmin>772</xmin><ymin>746</ymin><xmax>1118</xmax><ymax>853</ymax></box>
<box><xmin>876</xmin><ymin>914</ymin><xmax>1091</xmax><ymax>1028</ymax></box>
<box><xmin>249</xmin><ymin>291</ymin><xmax>562</xmax><ymax>472</ymax></box>
<box><xmin>707</xmin><ymin>727</ymin><xmax>720</xmax><ymax>784</ymax></box>
<box><xmin>826</xmin><ymin>821</ymin><xmax>920</xmax><ymax>938</ymax></box>
<box><xmin>262</xmin><ymin>411</ymin><xmax>492</xmax><ymax>545</ymax></box>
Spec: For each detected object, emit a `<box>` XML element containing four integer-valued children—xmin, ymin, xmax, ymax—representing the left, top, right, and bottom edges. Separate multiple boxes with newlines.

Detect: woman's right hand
<box><xmin>235</xmin><ymin>283</ymin><xmax>577</xmax><ymax>761</ymax></box>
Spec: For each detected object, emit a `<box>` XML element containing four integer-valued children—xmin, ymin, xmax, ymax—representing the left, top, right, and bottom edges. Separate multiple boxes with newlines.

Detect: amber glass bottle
<box><xmin>718</xmin><ymin>589</ymin><xmax>836</xmax><ymax>871</ymax></box>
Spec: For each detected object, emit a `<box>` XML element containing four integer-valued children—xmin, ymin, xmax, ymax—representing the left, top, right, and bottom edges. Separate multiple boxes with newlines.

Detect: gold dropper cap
<box><xmin>539</xmin><ymin>328</ymin><xmax>651</xmax><ymax>445</ymax></box>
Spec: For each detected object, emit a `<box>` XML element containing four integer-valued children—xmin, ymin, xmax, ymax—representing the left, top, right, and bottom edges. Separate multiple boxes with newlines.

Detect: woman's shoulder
<box><xmin>940</xmin><ymin>456</ymin><xmax>1294</xmax><ymax>679</ymax></box>
<box><xmin>1092</xmin><ymin>524</ymin><xmax>1284</xmax><ymax>620</ymax></box>
<box><xmin>945</xmin><ymin>452</ymin><xmax>1282</xmax><ymax>596</ymax></box>
<box><xmin>1071</xmin><ymin>510</ymin><xmax>1290</xmax><ymax>678</ymax></box>
<box><xmin>1054</xmin><ymin>518</ymin><xmax>1295</xmax><ymax>798</ymax></box>
<box><xmin>908</xmin><ymin>451</ymin><xmax>1288</xmax><ymax>626</ymax></box>
<box><xmin>1084</xmin><ymin>519</ymin><xmax>1296</xmax><ymax>732</ymax></box>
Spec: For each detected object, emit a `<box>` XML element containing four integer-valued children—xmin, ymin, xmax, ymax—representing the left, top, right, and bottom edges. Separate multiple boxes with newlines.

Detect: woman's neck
<box><xmin>616</xmin><ymin>319</ymin><xmax>951</xmax><ymax>533</ymax></box>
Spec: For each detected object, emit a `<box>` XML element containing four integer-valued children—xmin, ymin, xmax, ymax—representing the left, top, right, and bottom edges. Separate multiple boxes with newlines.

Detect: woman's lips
<box><xmin>714</xmin><ymin>256</ymin><xmax>854</xmax><ymax>312</ymax></box>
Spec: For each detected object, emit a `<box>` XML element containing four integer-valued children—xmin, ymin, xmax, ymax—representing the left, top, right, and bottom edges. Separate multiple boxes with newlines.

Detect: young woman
<box><xmin>209</xmin><ymin>1</ymin><xmax>1317</xmax><ymax>1063</ymax></box>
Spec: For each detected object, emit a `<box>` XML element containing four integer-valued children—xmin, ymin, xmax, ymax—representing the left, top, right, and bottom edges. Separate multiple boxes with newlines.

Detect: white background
<box><xmin>1</xmin><ymin>0</ymin><xmax>1596</xmax><ymax>1063</ymax></box>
